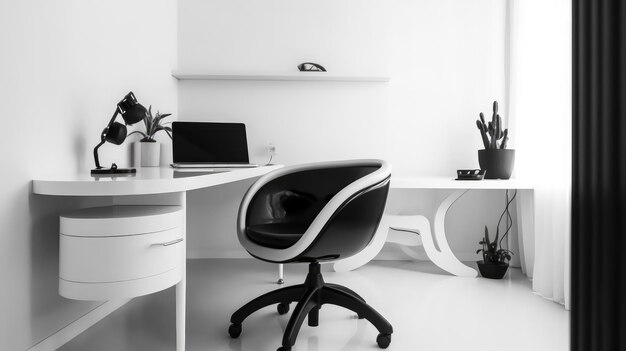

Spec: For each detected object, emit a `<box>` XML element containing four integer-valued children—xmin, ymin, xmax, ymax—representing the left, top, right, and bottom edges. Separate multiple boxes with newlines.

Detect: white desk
<box><xmin>32</xmin><ymin>165</ymin><xmax>281</xmax><ymax>351</ymax></box>
<box><xmin>333</xmin><ymin>177</ymin><xmax>535</xmax><ymax>277</ymax></box>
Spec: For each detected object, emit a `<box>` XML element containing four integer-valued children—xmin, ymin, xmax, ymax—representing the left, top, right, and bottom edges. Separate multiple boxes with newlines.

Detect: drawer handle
<box><xmin>152</xmin><ymin>238</ymin><xmax>184</xmax><ymax>247</ymax></box>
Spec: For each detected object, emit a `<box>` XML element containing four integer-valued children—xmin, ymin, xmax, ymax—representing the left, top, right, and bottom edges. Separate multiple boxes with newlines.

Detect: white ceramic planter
<box><xmin>140</xmin><ymin>142</ymin><xmax>160</xmax><ymax>167</ymax></box>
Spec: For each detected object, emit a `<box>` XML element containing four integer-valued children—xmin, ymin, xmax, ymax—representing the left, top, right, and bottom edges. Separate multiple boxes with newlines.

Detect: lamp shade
<box><xmin>117</xmin><ymin>92</ymin><xmax>147</xmax><ymax>125</ymax></box>
<box><xmin>105</xmin><ymin>122</ymin><xmax>127</xmax><ymax>145</ymax></box>
<box><xmin>120</xmin><ymin>103</ymin><xmax>147</xmax><ymax>125</ymax></box>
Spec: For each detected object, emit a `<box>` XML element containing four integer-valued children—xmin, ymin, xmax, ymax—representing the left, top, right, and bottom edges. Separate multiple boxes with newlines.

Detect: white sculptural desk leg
<box><xmin>387</xmin><ymin>189</ymin><xmax>477</xmax><ymax>277</ymax></box>
<box><xmin>332</xmin><ymin>216</ymin><xmax>391</xmax><ymax>272</ymax></box>
<box><xmin>429</xmin><ymin>189</ymin><xmax>477</xmax><ymax>277</ymax></box>
<box><xmin>333</xmin><ymin>189</ymin><xmax>478</xmax><ymax>277</ymax></box>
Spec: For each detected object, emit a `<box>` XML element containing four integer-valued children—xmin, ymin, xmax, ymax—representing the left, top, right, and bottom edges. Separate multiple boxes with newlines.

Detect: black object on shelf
<box><xmin>455</xmin><ymin>169</ymin><xmax>485</xmax><ymax>180</ymax></box>
<box><xmin>91</xmin><ymin>92</ymin><xmax>146</xmax><ymax>175</ymax></box>
<box><xmin>297</xmin><ymin>62</ymin><xmax>326</xmax><ymax>72</ymax></box>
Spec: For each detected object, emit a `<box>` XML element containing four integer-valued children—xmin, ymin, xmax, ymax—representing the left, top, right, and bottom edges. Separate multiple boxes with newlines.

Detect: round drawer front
<box><xmin>59</xmin><ymin>205</ymin><xmax>184</xmax><ymax>300</ymax></box>
<box><xmin>60</xmin><ymin>227</ymin><xmax>184</xmax><ymax>283</ymax></box>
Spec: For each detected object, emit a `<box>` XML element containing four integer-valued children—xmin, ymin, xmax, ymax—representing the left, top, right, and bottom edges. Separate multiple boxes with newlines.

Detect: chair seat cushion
<box><xmin>246</xmin><ymin>222</ymin><xmax>309</xmax><ymax>249</ymax></box>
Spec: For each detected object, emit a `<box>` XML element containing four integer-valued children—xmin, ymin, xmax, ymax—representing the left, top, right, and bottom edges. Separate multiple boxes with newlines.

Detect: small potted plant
<box><xmin>476</xmin><ymin>189</ymin><xmax>517</xmax><ymax>279</ymax></box>
<box><xmin>129</xmin><ymin>106</ymin><xmax>172</xmax><ymax>167</ymax></box>
<box><xmin>476</xmin><ymin>226</ymin><xmax>513</xmax><ymax>279</ymax></box>
<box><xmin>475</xmin><ymin>101</ymin><xmax>515</xmax><ymax>179</ymax></box>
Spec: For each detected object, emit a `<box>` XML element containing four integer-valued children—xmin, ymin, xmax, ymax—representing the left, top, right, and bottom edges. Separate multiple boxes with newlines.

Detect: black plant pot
<box><xmin>478</xmin><ymin>149</ymin><xmax>515</xmax><ymax>179</ymax></box>
<box><xmin>477</xmin><ymin>261</ymin><xmax>509</xmax><ymax>279</ymax></box>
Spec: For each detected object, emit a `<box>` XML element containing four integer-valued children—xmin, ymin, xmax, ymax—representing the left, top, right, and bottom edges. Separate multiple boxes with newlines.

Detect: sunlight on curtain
<box><xmin>508</xmin><ymin>0</ymin><xmax>571</xmax><ymax>309</ymax></box>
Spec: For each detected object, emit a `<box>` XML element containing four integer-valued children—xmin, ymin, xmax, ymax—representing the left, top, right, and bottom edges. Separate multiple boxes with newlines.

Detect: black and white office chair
<box><xmin>228</xmin><ymin>159</ymin><xmax>393</xmax><ymax>351</ymax></box>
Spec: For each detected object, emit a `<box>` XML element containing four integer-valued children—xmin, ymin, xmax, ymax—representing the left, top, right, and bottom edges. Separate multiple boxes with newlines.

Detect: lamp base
<box><xmin>91</xmin><ymin>167</ymin><xmax>137</xmax><ymax>175</ymax></box>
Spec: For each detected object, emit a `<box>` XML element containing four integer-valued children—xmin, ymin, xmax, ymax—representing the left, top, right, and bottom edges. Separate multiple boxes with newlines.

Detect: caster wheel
<box><xmin>277</xmin><ymin>347</ymin><xmax>291</xmax><ymax>351</ymax></box>
<box><xmin>228</xmin><ymin>323</ymin><xmax>242</xmax><ymax>338</ymax></box>
<box><xmin>376</xmin><ymin>333</ymin><xmax>391</xmax><ymax>349</ymax></box>
<box><xmin>277</xmin><ymin>302</ymin><xmax>290</xmax><ymax>315</ymax></box>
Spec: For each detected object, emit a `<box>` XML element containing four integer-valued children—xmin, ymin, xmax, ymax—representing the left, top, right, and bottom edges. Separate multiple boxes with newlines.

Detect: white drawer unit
<box><xmin>59</xmin><ymin>205</ymin><xmax>184</xmax><ymax>300</ymax></box>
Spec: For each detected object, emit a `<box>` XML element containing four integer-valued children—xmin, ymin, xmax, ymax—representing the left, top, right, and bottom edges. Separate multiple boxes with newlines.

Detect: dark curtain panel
<box><xmin>572</xmin><ymin>0</ymin><xmax>626</xmax><ymax>350</ymax></box>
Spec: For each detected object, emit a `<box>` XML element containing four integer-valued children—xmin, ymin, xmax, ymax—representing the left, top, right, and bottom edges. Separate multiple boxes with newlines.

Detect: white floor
<box><xmin>60</xmin><ymin>259</ymin><xmax>569</xmax><ymax>351</ymax></box>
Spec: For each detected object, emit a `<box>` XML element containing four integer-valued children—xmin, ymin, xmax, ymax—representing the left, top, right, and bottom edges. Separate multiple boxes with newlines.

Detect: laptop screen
<box><xmin>172</xmin><ymin>122</ymin><xmax>250</xmax><ymax>163</ymax></box>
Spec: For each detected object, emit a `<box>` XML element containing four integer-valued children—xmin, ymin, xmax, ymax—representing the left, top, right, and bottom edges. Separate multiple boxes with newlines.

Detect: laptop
<box><xmin>170</xmin><ymin>122</ymin><xmax>259</xmax><ymax>168</ymax></box>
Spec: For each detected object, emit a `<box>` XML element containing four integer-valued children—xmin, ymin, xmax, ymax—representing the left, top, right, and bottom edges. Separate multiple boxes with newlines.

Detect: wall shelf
<box><xmin>172</xmin><ymin>71</ymin><xmax>390</xmax><ymax>82</ymax></box>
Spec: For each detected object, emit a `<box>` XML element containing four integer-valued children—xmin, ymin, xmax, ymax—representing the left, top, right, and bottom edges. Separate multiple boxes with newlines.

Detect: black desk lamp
<box><xmin>91</xmin><ymin>92</ymin><xmax>147</xmax><ymax>175</ymax></box>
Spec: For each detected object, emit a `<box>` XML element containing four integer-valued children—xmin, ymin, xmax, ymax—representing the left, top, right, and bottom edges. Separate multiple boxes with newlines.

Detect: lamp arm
<box><xmin>93</xmin><ymin>139</ymin><xmax>106</xmax><ymax>169</ymax></box>
<box><xmin>105</xmin><ymin>106</ymin><xmax>121</xmax><ymax>128</ymax></box>
<box><xmin>92</xmin><ymin>109</ymin><xmax>120</xmax><ymax>169</ymax></box>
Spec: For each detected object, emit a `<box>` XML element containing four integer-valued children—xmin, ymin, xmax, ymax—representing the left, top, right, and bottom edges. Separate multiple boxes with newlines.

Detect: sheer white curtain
<box><xmin>507</xmin><ymin>0</ymin><xmax>571</xmax><ymax>308</ymax></box>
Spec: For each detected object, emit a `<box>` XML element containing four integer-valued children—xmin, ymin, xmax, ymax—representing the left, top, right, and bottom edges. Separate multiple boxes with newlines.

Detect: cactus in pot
<box><xmin>475</xmin><ymin>101</ymin><xmax>515</xmax><ymax>179</ymax></box>
<box><xmin>476</xmin><ymin>101</ymin><xmax>509</xmax><ymax>150</ymax></box>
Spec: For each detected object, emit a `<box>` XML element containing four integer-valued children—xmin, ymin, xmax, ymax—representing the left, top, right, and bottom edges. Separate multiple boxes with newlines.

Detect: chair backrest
<box><xmin>237</xmin><ymin>159</ymin><xmax>391</xmax><ymax>263</ymax></box>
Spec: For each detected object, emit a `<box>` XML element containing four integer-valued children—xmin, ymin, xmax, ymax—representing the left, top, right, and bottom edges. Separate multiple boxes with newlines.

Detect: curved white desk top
<box><xmin>390</xmin><ymin>176</ymin><xmax>533</xmax><ymax>190</ymax></box>
<box><xmin>32</xmin><ymin>165</ymin><xmax>283</xmax><ymax>196</ymax></box>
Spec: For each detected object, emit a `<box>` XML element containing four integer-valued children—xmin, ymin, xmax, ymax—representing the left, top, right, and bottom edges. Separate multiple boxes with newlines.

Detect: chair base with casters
<box><xmin>228</xmin><ymin>262</ymin><xmax>393</xmax><ymax>351</ymax></box>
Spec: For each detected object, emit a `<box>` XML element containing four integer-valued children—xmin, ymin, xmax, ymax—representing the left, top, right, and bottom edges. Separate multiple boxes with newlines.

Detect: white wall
<box><xmin>0</xmin><ymin>1</ymin><xmax>177</xmax><ymax>349</ymax></box>
<box><xmin>178</xmin><ymin>0</ymin><xmax>515</xmax><ymax>261</ymax></box>
<box><xmin>386</xmin><ymin>0</ymin><xmax>506</xmax><ymax>175</ymax></box>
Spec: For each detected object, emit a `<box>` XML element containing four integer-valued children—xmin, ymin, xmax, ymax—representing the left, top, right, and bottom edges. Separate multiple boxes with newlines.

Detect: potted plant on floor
<box><xmin>476</xmin><ymin>190</ymin><xmax>517</xmax><ymax>279</ymax></box>
<box><xmin>476</xmin><ymin>226</ymin><xmax>513</xmax><ymax>279</ymax></box>
<box><xmin>129</xmin><ymin>106</ymin><xmax>172</xmax><ymax>167</ymax></box>
<box><xmin>475</xmin><ymin>101</ymin><xmax>515</xmax><ymax>179</ymax></box>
